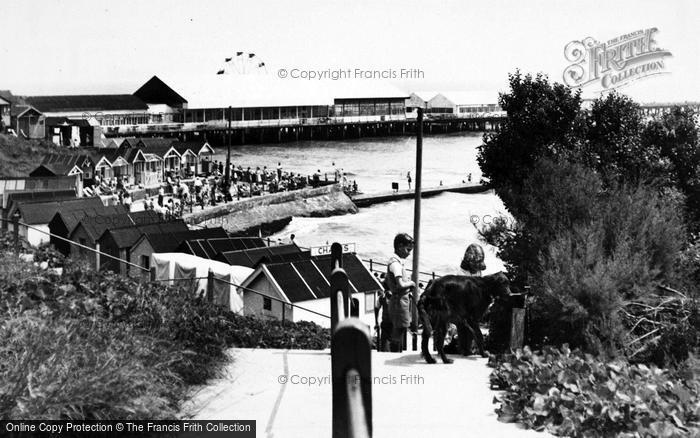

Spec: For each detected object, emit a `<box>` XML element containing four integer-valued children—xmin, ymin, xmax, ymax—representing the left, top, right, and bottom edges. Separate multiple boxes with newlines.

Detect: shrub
<box><xmin>0</xmin><ymin>250</ymin><xmax>329</xmax><ymax>419</ymax></box>
<box><xmin>528</xmin><ymin>183</ymin><xmax>686</xmax><ymax>355</ymax></box>
<box><xmin>489</xmin><ymin>345</ymin><xmax>700</xmax><ymax>437</ymax></box>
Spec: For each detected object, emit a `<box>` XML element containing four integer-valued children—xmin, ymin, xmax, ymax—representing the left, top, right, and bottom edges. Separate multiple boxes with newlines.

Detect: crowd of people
<box><xmin>111</xmin><ymin>160</ymin><xmax>359</xmax><ymax>219</ymax></box>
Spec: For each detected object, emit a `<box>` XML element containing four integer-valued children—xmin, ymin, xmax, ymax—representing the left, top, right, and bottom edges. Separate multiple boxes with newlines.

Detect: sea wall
<box><xmin>182</xmin><ymin>184</ymin><xmax>357</xmax><ymax>234</ymax></box>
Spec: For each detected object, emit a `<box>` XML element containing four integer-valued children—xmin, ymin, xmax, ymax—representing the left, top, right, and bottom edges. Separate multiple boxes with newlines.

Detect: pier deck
<box><xmin>350</xmin><ymin>182</ymin><xmax>491</xmax><ymax>207</ymax></box>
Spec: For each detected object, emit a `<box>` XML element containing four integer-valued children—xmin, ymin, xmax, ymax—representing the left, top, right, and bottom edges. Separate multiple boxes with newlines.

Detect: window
<box><xmin>263</xmin><ymin>297</ymin><xmax>272</xmax><ymax>311</ymax></box>
<box><xmin>141</xmin><ymin>255</ymin><xmax>150</xmax><ymax>270</ymax></box>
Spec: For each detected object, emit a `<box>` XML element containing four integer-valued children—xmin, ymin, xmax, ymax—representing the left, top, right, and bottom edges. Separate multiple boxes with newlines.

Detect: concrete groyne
<box><xmin>350</xmin><ymin>182</ymin><xmax>491</xmax><ymax>208</ymax></box>
<box><xmin>182</xmin><ymin>184</ymin><xmax>357</xmax><ymax>234</ymax></box>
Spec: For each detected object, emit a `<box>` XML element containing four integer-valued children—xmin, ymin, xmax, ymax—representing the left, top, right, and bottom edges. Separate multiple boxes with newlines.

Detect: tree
<box><xmin>641</xmin><ymin>107</ymin><xmax>700</xmax><ymax>230</ymax></box>
<box><xmin>585</xmin><ymin>91</ymin><xmax>667</xmax><ymax>184</ymax></box>
<box><xmin>477</xmin><ymin>71</ymin><xmax>584</xmax><ymax>211</ymax></box>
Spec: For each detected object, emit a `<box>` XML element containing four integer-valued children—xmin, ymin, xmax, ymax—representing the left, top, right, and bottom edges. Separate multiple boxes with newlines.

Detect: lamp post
<box><xmin>411</xmin><ymin>108</ymin><xmax>424</xmax><ymax>350</ymax></box>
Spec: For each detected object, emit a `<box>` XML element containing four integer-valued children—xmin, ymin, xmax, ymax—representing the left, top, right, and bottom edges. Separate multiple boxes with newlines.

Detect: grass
<box><xmin>0</xmin><ymin>243</ymin><xmax>330</xmax><ymax>419</ymax></box>
<box><xmin>0</xmin><ymin>134</ymin><xmax>62</xmax><ymax>177</ymax></box>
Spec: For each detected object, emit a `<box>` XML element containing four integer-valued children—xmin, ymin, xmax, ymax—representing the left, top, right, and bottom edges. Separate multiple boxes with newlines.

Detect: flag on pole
<box><xmin>236</xmin><ymin>51</ymin><xmax>243</xmax><ymax>56</ymax></box>
<box><xmin>225</xmin><ymin>57</ymin><xmax>232</xmax><ymax>62</ymax></box>
<box><xmin>258</xmin><ymin>62</ymin><xmax>265</xmax><ymax>67</ymax></box>
<box><xmin>248</xmin><ymin>53</ymin><xmax>256</xmax><ymax>58</ymax></box>
<box><xmin>217</xmin><ymin>69</ymin><xmax>225</xmax><ymax>75</ymax></box>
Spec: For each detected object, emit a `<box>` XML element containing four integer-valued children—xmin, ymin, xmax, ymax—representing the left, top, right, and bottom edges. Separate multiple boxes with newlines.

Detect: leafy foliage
<box><xmin>641</xmin><ymin>107</ymin><xmax>700</xmax><ymax>231</ymax></box>
<box><xmin>477</xmin><ymin>71</ymin><xmax>584</xmax><ymax>209</ymax></box>
<box><xmin>0</xmin><ymin>250</ymin><xmax>329</xmax><ymax>419</ymax></box>
<box><xmin>585</xmin><ymin>91</ymin><xmax>668</xmax><ymax>184</ymax></box>
<box><xmin>489</xmin><ymin>345</ymin><xmax>700</xmax><ymax>437</ymax></box>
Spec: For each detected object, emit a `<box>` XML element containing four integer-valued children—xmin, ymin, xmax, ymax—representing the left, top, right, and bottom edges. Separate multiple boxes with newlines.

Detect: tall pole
<box><xmin>411</xmin><ymin>108</ymin><xmax>423</xmax><ymax>350</ymax></box>
<box><xmin>225</xmin><ymin>106</ymin><xmax>232</xmax><ymax>190</ymax></box>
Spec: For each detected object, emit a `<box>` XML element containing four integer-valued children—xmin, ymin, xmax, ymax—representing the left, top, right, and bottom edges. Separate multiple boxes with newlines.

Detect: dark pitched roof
<box><xmin>24</xmin><ymin>94</ymin><xmax>148</xmax><ymax>113</ymax></box>
<box><xmin>139</xmin><ymin>226</ymin><xmax>228</xmax><ymax>253</ymax></box>
<box><xmin>136</xmin><ymin>138</ymin><xmax>177</xmax><ymax>150</ymax></box>
<box><xmin>133</xmin><ymin>76</ymin><xmax>188</xmax><ymax>107</ymax></box>
<box><xmin>16</xmin><ymin>197</ymin><xmax>104</xmax><ymax>225</ymax></box>
<box><xmin>51</xmin><ymin>204</ymin><xmax>127</xmax><ymax>236</ymax></box>
<box><xmin>76</xmin><ymin>210</ymin><xmax>161</xmax><ymax>241</ymax></box>
<box><xmin>3</xmin><ymin>189</ymin><xmax>76</xmax><ymax>210</ymax></box>
<box><xmin>171</xmin><ymin>143</ymin><xmax>197</xmax><ymax>156</ymax></box>
<box><xmin>13</xmin><ymin>105</ymin><xmax>42</xmax><ymax>117</ymax></box>
<box><xmin>217</xmin><ymin>244</ymin><xmax>306</xmax><ymax>268</ymax></box>
<box><xmin>44</xmin><ymin>117</ymin><xmax>91</xmax><ymax>128</ymax></box>
<box><xmin>179</xmin><ymin>237</ymin><xmax>266</xmax><ymax>259</ymax></box>
<box><xmin>106</xmin><ymin>220</ymin><xmax>188</xmax><ymax>249</ymax></box>
<box><xmin>31</xmin><ymin>154</ymin><xmax>95</xmax><ymax>176</ymax></box>
<box><xmin>0</xmin><ymin>90</ymin><xmax>17</xmax><ymax>105</ymax></box>
<box><xmin>259</xmin><ymin>253</ymin><xmax>382</xmax><ymax>303</ymax></box>
<box><xmin>313</xmin><ymin>253</ymin><xmax>382</xmax><ymax>295</ymax></box>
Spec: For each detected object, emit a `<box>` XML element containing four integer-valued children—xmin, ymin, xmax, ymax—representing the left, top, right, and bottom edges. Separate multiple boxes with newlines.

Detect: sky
<box><xmin>2</xmin><ymin>0</ymin><xmax>699</xmax><ymax>103</ymax></box>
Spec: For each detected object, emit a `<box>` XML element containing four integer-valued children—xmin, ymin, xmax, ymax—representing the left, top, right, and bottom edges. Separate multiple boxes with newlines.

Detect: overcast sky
<box><xmin>2</xmin><ymin>0</ymin><xmax>698</xmax><ymax>103</ymax></box>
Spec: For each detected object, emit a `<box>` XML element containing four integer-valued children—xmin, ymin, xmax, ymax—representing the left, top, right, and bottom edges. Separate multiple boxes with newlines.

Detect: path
<box><xmin>183</xmin><ymin>348</ymin><xmax>549</xmax><ymax>438</ymax></box>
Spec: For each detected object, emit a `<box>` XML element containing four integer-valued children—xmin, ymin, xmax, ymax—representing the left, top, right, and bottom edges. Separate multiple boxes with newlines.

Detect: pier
<box><xmin>350</xmin><ymin>182</ymin><xmax>491</xmax><ymax>208</ymax></box>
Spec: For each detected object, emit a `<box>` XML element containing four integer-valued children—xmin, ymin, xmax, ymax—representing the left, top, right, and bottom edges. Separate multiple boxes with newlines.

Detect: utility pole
<box><xmin>225</xmin><ymin>106</ymin><xmax>232</xmax><ymax>192</ymax></box>
<box><xmin>411</xmin><ymin>108</ymin><xmax>423</xmax><ymax>350</ymax></box>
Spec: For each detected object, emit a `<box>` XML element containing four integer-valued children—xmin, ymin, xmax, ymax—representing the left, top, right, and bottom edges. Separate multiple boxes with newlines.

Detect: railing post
<box><xmin>12</xmin><ymin>211</ymin><xmax>20</xmax><ymax>255</ymax></box>
<box><xmin>369</xmin><ymin>258</ymin><xmax>373</xmax><ymax>273</ymax></box>
<box><xmin>332</xmin><ymin>320</ymin><xmax>372</xmax><ymax>438</ymax></box>
<box><xmin>330</xmin><ymin>266</ymin><xmax>349</xmax><ymax>334</ymax></box>
<box><xmin>206</xmin><ymin>269</ymin><xmax>214</xmax><ymax>302</ymax></box>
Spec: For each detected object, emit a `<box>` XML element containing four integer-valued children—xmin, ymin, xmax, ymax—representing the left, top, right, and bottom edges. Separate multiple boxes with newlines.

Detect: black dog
<box><xmin>418</xmin><ymin>272</ymin><xmax>511</xmax><ymax>364</ymax></box>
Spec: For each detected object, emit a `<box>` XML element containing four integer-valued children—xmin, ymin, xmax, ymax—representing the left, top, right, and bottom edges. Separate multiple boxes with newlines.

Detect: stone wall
<box><xmin>182</xmin><ymin>184</ymin><xmax>357</xmax><ymax>234</ymax></box>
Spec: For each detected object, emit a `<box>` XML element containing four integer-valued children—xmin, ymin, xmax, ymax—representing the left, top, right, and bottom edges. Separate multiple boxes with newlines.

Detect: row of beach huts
<box><xmin>29</xmin><ymin>137</ymin><xmax>217</xmax><ymax>191</ymax></box>
<box><xmin>1</xmin><ymin>187</ymin><xmax>382</xmax><ymax>328</ymax></box>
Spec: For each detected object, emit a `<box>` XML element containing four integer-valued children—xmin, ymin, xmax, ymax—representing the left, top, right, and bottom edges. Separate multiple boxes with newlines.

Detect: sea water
<box><xmin>213</xmin><ymin>132</ymin><xmax>510</xmax><ymax>276</ymax></box>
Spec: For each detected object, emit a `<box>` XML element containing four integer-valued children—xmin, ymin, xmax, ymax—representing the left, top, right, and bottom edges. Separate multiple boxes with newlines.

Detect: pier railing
<box><xmin>330</xmin><ymin>242</ymin><xmax>372</xmax><ymax>438</ymax></box>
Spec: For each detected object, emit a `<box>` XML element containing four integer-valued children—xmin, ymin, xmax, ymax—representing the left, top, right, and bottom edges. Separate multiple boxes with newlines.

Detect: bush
<box><xmin>0</xmin><ymin>134</ymin><xmax>64</xmax><ymax>177</ymax></box>
<box><xmin>489</xmin><ymin>345</ymin><xmax>700</xmax><ymax>437</ymax></box>
<box><xmin>0</xmin><ymin>250</ymin><xmax>329</xmax><ymax>419</ymax></box>
<box><xmin>529</xmin><ymin>183</ymin><xmax>686</xmax><ymax>354</ymax></box>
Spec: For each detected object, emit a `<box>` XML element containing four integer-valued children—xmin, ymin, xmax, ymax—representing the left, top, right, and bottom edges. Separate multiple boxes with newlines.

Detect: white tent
<box><xmin>151</xmin><ymin>252</ymin><xmax>253</xmax><ymax>314</ymax></box>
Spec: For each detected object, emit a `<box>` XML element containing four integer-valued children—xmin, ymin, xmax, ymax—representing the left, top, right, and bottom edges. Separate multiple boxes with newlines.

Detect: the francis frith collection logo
<box><xmin>563</xmin><ymin>28</ymin><xmax>672</xmax><ymax>90</ymax></box>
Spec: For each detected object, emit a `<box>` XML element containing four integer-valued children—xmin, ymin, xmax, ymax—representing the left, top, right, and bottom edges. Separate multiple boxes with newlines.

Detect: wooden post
<box><xmin>330</xmin><ymin>266</ymin><xmax>349</xmax><ymax>334</ymax></box>
<box><xmin>12</xmin><ymin>211</ymin><xmax>20</xmax><ymax>255</ymax></box>
<box><xmin>509</xmin><ymin>292</ymin><xmax>527</xmax><ymax>351</ymax></box>
<box><xmin>206</xmin><ymin>269</ymin><xmax>214</xmax><ymax>302</ymax></box>
<box><xmin>410</xmin><ymin>108</ymin><xmax>424</xmax><ymax>351</ymax></box>
<box><xmin>332</xmin><ymin>319</ymin><xmax>372</xmax><ymax>438</ymax></box>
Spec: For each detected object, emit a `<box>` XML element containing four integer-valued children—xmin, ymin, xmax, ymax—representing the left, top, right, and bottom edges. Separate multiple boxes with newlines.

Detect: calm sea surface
<box><xmin>213</xmin><ymin>132</ymin><xmax>510</xmax><ymax>276</ymax></box>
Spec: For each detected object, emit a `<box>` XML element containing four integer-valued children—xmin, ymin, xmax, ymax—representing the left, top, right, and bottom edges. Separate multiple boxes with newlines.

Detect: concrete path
<box><xmin>182</xmin><ymin>348</ymin><xmax>549</xmax><ymax>438</ymax></box>
<box><xmin>350</xmin><ymin>182</ymin><xmax>491</xmax><ymax>207</ymax></box>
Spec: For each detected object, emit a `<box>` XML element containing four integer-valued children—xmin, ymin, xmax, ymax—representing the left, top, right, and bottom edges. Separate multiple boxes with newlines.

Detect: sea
<box><xmin>213</xmin><ymin>132</ymin><xmax>510</xmax><ymax>277</ymax></box>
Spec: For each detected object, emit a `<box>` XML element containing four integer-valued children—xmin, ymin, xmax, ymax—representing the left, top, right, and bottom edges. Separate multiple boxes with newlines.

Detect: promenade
<box><xmin>183</xmin><ymin>347</ymin><xmax>549</xmax><ymax>438</ymax></box>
